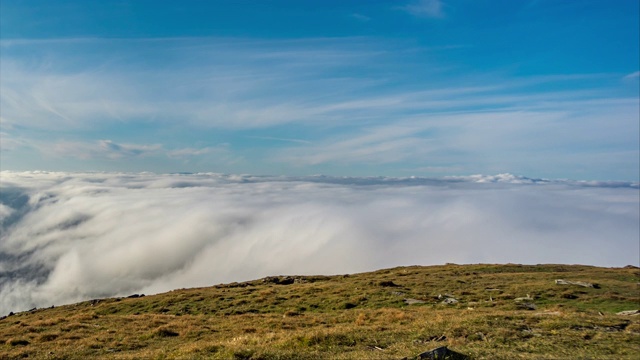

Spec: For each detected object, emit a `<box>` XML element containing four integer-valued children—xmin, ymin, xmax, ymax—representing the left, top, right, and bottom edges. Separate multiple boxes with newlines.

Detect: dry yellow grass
<box><xmin>1</xmin><ymin>264</ymin><xmax>639</xmax><ymax>359</ymax></box>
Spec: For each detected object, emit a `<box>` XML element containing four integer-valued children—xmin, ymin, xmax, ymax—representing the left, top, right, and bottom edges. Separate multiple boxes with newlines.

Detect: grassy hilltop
<box><xmin>1</xmin><ymin>264</ymin><xmax>639</xmax><ymax>359</ymax></box>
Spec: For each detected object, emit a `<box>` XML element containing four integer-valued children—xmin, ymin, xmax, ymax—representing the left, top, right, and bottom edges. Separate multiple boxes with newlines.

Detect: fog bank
<box><xmin>1</xmin><ymin>171</ymin><xmax>638</xmax><ymax>315</ymax></box>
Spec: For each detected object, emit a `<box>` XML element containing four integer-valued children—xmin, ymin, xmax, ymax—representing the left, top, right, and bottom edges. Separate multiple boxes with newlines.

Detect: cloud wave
<box><xmin>0</xmin><ymin>171</ymin><xmax>638</xmax><ymax>315</ymax></box>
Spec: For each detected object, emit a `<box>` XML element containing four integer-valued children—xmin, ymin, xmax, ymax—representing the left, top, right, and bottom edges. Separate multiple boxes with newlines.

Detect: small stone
<box><xmin>555</xmin><ymin>279</ymin><xmax>598</xmax><ymax>288</ymax></box>
<box><xmin>442</xmin><ymin>298</ymin><xmax>458</xmax><ymax>305</ymax></box>
<box><xmin>517</xmin><ymin>302</ymin><xmax>537</xmax><ymax>310</ymax></box>
<box><xmin>415</xmin><ymin>346</ymin><xmax>469</xmax><ymax>359</ymax></box>
<box><xmin>535</xmin><ymin>311</ymin><xmax>562</xmax><ymax>316</ymax></box>
<box><xmin>616</xmin><ymin>310</ymin><xmax>640</xmax><ymax>316</ymax></box>
<box><xmin>404</xmin><ymin>298</ymin><xmax>427</xmax><ymax>305</ymax></box>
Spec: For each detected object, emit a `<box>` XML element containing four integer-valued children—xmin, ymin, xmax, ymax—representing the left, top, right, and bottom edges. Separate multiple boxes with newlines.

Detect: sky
<box><xmin>1</xmin><ymin>1</ymin><xmax>639</xmax><ymax>315</ymax></box>
<box><xmin>1</xmin><ymin>0</ymin><xmax>638</xmax><ymax>180</ymax></box>
<box><xmin>1</xmin><ymin>171</ymin><xmax>638</xmax><ymax>314</ymax></box>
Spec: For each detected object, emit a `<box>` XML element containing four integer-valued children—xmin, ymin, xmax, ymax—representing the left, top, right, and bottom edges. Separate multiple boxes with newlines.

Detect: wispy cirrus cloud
<box><xmin>0</xmin><ymin>37</ymin><xmax>451</xmax><ymax>132</ymax></box>
<box><xmin>275</xmin><ymin>95</ymin><xmax>638</xmax><ymax>178</ymax></box>
<box><xmin>51</xmin><ymin>140</ymin><xmax>162</xmax><ymax>160</ymax></box>
<box><xmin>1</xmin><ymin>37</ymin><xmax>637</xmax><ymax>179</ymax></box>
<box><xmin>246</xmin><ymin>136</ymin><xmax>311</xmax><ymax>144</ymax></box>
<box><xmin>166</xmin><ymin>147</ymin><xmax>216</xmax><ymax>158</ymax></box>
<box><xmin>0</xmin><ymin>131</ymin><xmax>28</xmax><ymax>152</ymax></box>
<box><xmin>623</xmin><ymin>70</ymin><xmax>640</xmax><ymax>79</ymax></box>
<box><xmin>279</xmin><ymin>124</ymin><xmax>434</xmax><ymax>166</ymax></box>
<box><xmin>47</xmin><ymin>139</ymin><xmax>233</xmax><ymax>164</ymax></box>
<box><xmin>98</xmin><ymin>140</ymin><xmax>162</xmax><ymax>159</ymax></box>
<box><xmin>166</xmin><ymin>144</ymin><xmax>238</xmax><ymax>162</ymax></box>
<box><xmin>350</xmin><ymin>13</ymin><xmax>371</xmax><ymax>22</ymax></box>
<box><xmin>2</xmin><ymin>40</ymin><xmax>626</xmax><ymax>134</ymax></box>
<box><xmin>402</xmin><ymin>0</ymin><xmax>445</xmax><ymax>18</ymax></box>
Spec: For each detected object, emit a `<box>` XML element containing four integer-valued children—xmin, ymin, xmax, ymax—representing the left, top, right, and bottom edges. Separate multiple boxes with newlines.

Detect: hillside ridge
<box><xmin>1</xmin><ymin>263</ymin><xmax>639</xmax><ymax>359</ymax></box>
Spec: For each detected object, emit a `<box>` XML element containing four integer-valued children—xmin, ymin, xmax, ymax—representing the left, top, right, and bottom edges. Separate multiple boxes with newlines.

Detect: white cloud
<box><xmin>0</xmin><ymin>38</ymin><xmax>392</xmax><ymax>131</ymax></box>
<box><xmin>44</xmin><ymin>139</ymin><xmax>238</xmax><ymax>163</ymax></box>
<box><xmin>403</xmin><ymin>0</ymin><xmax>445</xmax><ymax>18</ymax></box>
<box><xmin>246</xmin><ymin>136</ymin><xmax>311</xmax><ymax>144</ymax></box>
<box><xmin>166</xmin><ymin>145</ymin><xmax>241</xmax><ymax>165</ymax></box>
<box><xmin>623</xmin><ymin>70</ymin><xmax>640</xmax><ymax>79</ymax></box>
<box><xmin>0</xmin><ymin>204</ymin><xmax>14</xmax><ymax>223</ymax></box>
<box><xmin>350</xmin><ymin>13</ymin><xmax>371</xmax><ymax>22</ymax></box>
<box><xmin>97</xmin><ymin>140</ymin><xmax>162</xmax><ymax>159</ymax></box>
<box><xmin>0</xmin><ymin>171</ymin><xmax>637</xmax><ymax>315</ymax></box>
<box><xmin>166</xmin><ymin>147</ymin><xmax>216</xmax><ymax>157</ymax></box>
<box><xmin>50</xmin><ymin>140</ymin><xmax>162</xmax><ymax>159</ymax></box>
<box><xmin>275</xmin><ymin>97</ymin><xmax>639</xmax><ymax>174</ymax></box>
<box><xmin>278</xmin><ymin>124</ymin><xmax>435</xmax><ymax>165</ymax></box>
<box><xmin>0</xmin><ymin>131</ymin><xmax>28</xmax><ymax>152</ymax></box>
<box><xmin>0</xmin><ymin>37</ymin><xmax>637</xmax><ymax>178</ymax></box>
<box><xmin>1</xmin><ymin>38</ymin><xmax>635</xmax><ymax>143</ymax></box>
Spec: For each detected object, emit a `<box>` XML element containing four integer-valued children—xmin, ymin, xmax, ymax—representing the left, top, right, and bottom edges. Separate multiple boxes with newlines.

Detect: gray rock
<box><xmin>262</xmin><ymin>276</ymin><xmax>295</xmax><ymax>285</ymax></box>
<box><xmin>404</xmin><ymin>298</ymin><xmax>427</xmax><ymax>305</ymax></box>
<box><xmin>517</xmin><ymin>302</ymin><xmax>537</xmax><ymax>310</ymax></box>
<box><xmin>555</xmin><ymin>279</ymin><xmax>599</xmax><ymax>288</ymax></box>
<box><xmin>616</xmin><ymin>310</ymin><xmax>640</xmax><ymax>316</ymax></box>
<box><xmin>442</xmin><ymin>298</ymin><xmax>458</xmax><ymax>305</ymax></box>
<box><xmin>414</xmin><ymin>346</ymin><xmax>470</xmax><ymax>360</ymax></box>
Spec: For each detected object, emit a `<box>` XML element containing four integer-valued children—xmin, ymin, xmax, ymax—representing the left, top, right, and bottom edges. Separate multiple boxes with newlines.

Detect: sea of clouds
<box><xmin>0</xmin><ymin>171</ymin><xmax>638</xmax><ymax>315</ymax></box>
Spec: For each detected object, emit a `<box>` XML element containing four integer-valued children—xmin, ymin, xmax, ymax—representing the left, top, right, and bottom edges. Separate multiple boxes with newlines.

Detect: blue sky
<box><xmin>1</xmin><ymin>0</ymin><xmax>638</xmax><ymax>180</ymax></box>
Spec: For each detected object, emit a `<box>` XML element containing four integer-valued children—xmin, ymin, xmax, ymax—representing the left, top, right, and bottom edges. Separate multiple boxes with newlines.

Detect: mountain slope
<box><xmin>1</xmin><ymin>263</ymin><xmax>639</xmax><ymax>359</ymax></box>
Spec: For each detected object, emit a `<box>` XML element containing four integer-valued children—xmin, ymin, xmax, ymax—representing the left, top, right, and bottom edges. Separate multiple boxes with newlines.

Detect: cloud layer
<box><xmin>1</xmin><ymin>171</ymin><xmax>638</xmax><ymax>315</ymax></box>
<box><xmin>1</xmin><ymin>37</ymin><xmax>638</xmax><ymax>179</ymax></box>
